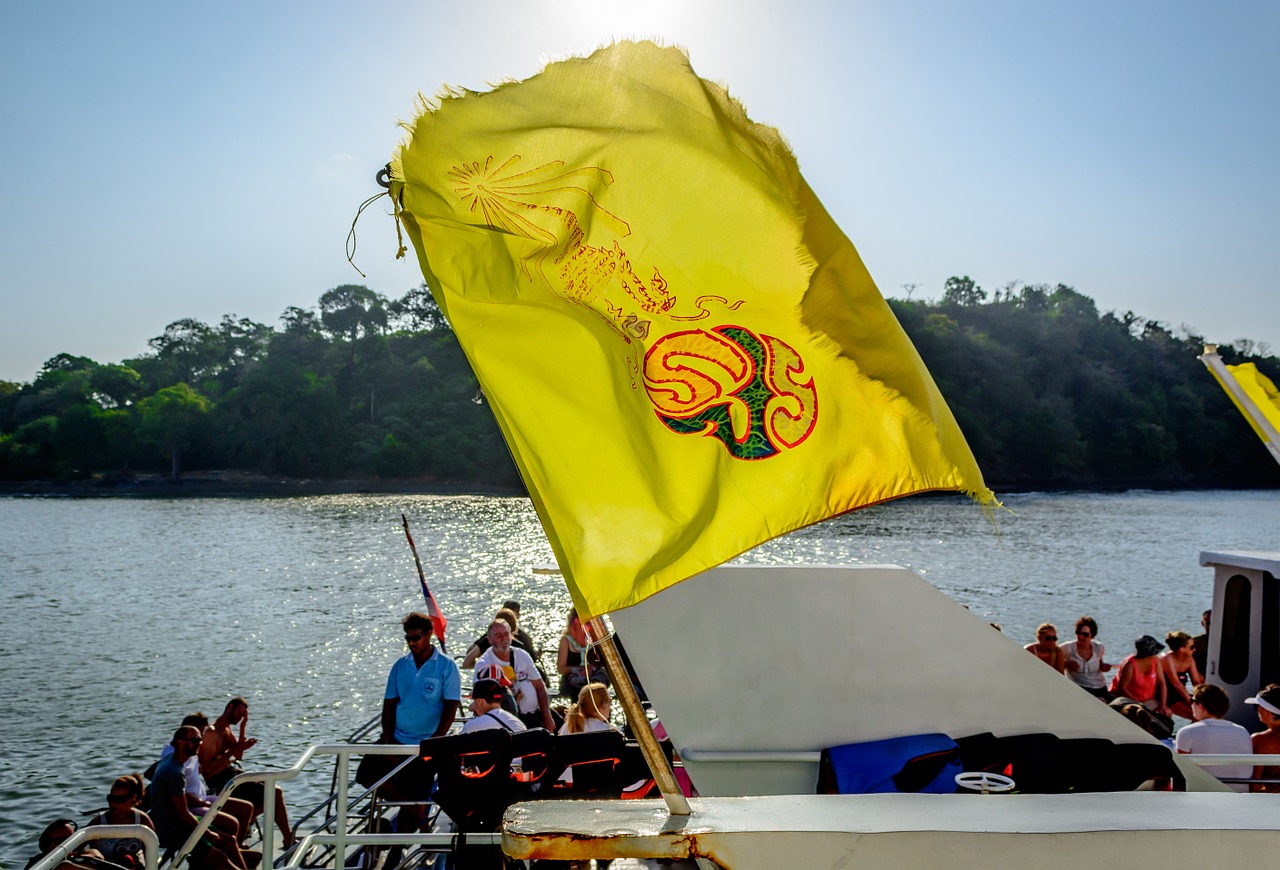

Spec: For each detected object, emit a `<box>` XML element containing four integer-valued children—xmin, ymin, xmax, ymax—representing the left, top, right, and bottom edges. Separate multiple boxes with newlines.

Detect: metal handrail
<box><xmin>28</xmin><ymin>825</ymin><xmax>160</xmax><ymax>870</ymax></box>
<box><xmin>275</xmin><ymin>833</ymin><xmax>502</xmax><ymax>870</ymax></box>
<box><xmin>1181</xmin><ymin>753</ymin><xmax>1280</xmax><ymax>766</ymax></box>
<box><xmin>680</xmin><ymin>749</ymin><xmax>820</xmax><ymax>762</ymax></box>
<box><xmin>171</xmin><ymin>744</ymin><xmax>421</xmax><ymax>869</ymax></box>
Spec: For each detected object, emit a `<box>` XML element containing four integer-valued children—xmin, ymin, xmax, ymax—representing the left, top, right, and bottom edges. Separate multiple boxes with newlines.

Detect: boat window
<box><xmin>1219</xmin><ymin>573</ymin><xmax>1252</xmax><ymax>686</ymax></box>
<box><xmin>1263</xmin><ymin>572</ymin><xmax>1280</xmax><ymax>689</ymax></box>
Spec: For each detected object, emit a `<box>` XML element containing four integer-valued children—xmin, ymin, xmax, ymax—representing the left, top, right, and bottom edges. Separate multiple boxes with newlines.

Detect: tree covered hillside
<box><xmin>1</xmin><ymin>278</ymin><xmax>1277</xmax><ymax>490</ymax></box>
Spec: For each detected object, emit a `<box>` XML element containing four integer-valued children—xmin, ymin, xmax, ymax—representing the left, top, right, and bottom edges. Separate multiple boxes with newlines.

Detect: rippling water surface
<box><xmin>1</xmin><ymin>490</ymin><xmax>1277</xmax><ymax>864</ymax></box>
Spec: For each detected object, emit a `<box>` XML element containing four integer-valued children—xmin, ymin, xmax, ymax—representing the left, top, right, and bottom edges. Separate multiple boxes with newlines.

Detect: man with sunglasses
<box><xmin>373</xmin><ymin>613</ymin><xmax>461</xmax><ymax>864</ymax></box>
<box><xmin>151</xmin><ymin>726</ymin><xmax>255</xmax><ymax>869</ymax></box>
<box><xmin>381</xmin><ymin>613</ymin><xmax>462</xmax><ymax>746</ymax></box>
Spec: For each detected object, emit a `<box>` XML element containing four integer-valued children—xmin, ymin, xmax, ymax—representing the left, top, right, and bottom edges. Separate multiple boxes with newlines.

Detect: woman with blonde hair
<box><xmin>1024</xmin><ymin>623</ymin><xmax>1066</xmax><ymax>672</ymax></box>
<box><xmin>558</xmin><ymin>682</ymin><xmax>616</xmax><ymax>735</ymax></box>
<box><xmin>556</xmin><ymin>607</ymin><xmax>609</xmax><ymax>697</ymax></box>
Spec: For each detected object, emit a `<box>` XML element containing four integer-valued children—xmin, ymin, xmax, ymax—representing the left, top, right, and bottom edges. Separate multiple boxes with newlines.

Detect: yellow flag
<box><xmin>1220</xmin><ymin>362</ymin><xmax>1280</xmax><ymax>450</ymax></box>
<box><xmin>391</xmin><ymin>41</ymin><xmax>994</xmax><ymax>618</ymax></box>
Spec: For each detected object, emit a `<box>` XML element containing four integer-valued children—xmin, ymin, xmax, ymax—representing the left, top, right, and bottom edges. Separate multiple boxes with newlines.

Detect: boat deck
<box><xmin>505</xmin><ymin>793</ymin><xmax>1280</xmax><ymax>869</ymax></box>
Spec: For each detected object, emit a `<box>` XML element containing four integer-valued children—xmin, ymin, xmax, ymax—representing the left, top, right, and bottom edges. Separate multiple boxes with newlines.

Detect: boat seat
<box><xmin>954</xmin><ymin>732</ymin><xmax>1183</xmax><ymax>793</ymax></box>
<box><xmin>545</xmin><ymin>730</ymin><xmax>631</xmax><ymax>797</ymax></box>
<box><xmin>509</xmin><ymin>727</ymin><xmax>555</xmax><ymax>787</ymax></box>
<box><xmin>419</xmin><ymin>729</ymin><xmax>514</xmax><ymax>833</ymax></box>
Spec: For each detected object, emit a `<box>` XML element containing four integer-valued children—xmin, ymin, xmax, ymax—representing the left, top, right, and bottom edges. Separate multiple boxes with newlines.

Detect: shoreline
<box><xmin>0</xmin><ymin>471</ymin><xmax>526</xmax><ymax>499</ymax></box>
<box><xmin>0</xmin><ymin>471</ymin><xmax>1273</xmax><ymax>499</ymax></box>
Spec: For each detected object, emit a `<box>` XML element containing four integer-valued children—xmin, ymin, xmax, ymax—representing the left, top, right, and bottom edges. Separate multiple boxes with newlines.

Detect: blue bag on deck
<box><xmin>822</xmin><ymin>733</ymin><xmax>962</xmax><ymax>794</ymax></box>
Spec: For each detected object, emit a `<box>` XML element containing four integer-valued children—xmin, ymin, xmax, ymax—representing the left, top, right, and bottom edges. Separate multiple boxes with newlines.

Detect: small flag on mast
<box><xmin>402</xmin><ymin>513</ymin><xmax>447</xmax><ymax>650</ymax></box>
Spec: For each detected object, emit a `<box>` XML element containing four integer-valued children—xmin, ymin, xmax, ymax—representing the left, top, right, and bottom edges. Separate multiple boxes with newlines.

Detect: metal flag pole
<box><xmin>1199</xmin><ymin>346</ymin><xmax>1280</xmax><ymax>467</ymax></box>
<box><xmin>586</xmin><ymin>616</ymin><xmax>693</xmax><ymax>816</ymax></box>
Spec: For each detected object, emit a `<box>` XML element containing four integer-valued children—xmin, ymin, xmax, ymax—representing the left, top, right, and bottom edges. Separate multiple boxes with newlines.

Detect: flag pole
<box><xmin>586</xmin><ymin>616</ymin><xmax>692</xmax><ymax>816</ymax></box>
<box><xmin>402</xmin><ymin>513</ymin><xmax>448</xmax><ymax>652</ymax></box>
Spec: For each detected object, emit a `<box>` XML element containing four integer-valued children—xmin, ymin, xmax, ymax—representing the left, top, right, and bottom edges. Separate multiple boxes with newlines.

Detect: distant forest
<box><xmin>2</xmin><ymin>278</ymin><xmax>1278</xmax><ymax>490</ymax></box>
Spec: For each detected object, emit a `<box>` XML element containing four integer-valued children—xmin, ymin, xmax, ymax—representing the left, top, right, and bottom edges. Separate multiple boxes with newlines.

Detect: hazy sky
<box><xmin>2</xmin><ymin>0</ymin><xmax>1277</xmax><ymax>382</ymax></box>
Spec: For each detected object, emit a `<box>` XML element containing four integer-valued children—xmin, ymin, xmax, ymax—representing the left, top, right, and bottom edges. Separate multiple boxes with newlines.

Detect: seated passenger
<box><xmin>1160</xmin><ymin>631</ymin><xmax>1204</xmax><ymax>719</ymax></box>
<box><xmin>556</xmin><ymin>683</ymin><xmax>619</xmax><ymax>786</ymax></box>
<box><xmin>474</xmin><ymin>620</ymin><xmax>555</xmax><ymax>731</ymax></box>
<box><xmin>460</xmin><ymin>607</ymin><xmax>528</xmax><ymax>668</ymax></box>
<box><xmin>152</xmin><ymin>726</ymin><xmax>255</xmax><ymax>869</ymax></box>
<box><xmin>155</xmin><ymin>714</ymin><xmax>254</xmax><ymax>845</ymax></box>
<box><xmin>1191</xmin><ymin>609</ymin><xmax>1211</xmax><ymax>677</ymax></box>
<box><xmin>1174</xmin><ymin>684</ymin><xmax>1252</xmax><ymax>792</ymax></box>
<box><xmin>199</xmin><ymin>698</ymin><xmax>293</xmax><ymax>848</ymax></box>
<box><xmin>1060</xmin><ymin>616</ymin><xmax>1112</xmax><ymax>699</ymax></box>
<box><xmin>557</xmin><ymin>607</ymin><xmax>609</xmax><ymax>697</ymax></box>
<box><xmin>87</xmin><ymin>774</ymin><xmax>155</xmax><ymax>868</ymax></box>
<box><xmin>501</xmin><ymin>599</ymin><xmax>540</xmax><ymax>659</ymax></box>
<box><xmin>558</xmin><ymin>683</ymin><xmax>617</xmax><ymax>736</ymax></box>
<box><xmin>460</xmin><ymin>679</ymin><xmax>527</xmax><ymax>734</ymax></box>
<box><xmin>1110</xmin><ymin>635</ymin><xmax>1170</xmax><ymax>717</ymax></box>
<box><xmin>24</xmin><ymin>819</ymin><xmax>106</xmax><ymax>870</ymax></box>
<box><xmin>1246</xmin><ymin>684</ymin><xmax>1280</xmax><ymax>793</ymax></box>
<box><xmin>1024</xmin><ymin>623</ymin><xmax>1066</xmax><ymax>672</ymax></box>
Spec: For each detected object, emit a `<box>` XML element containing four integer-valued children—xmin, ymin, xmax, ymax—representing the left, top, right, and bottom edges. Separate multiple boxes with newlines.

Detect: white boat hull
<box><xmin>506</xmin><ymin>793</ymin><xmax>1280</xmax><ymax>869</ymax></box>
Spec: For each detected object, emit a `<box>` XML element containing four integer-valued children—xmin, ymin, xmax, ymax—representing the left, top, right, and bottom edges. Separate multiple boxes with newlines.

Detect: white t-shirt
<box><xmin>461</xmin><ymin>709</ymin><xmax>527</xmax><ymax>734</ymax></box>
<box><xmin>1060</xmin><ymin>640</ymin><xmax>1107</xmax><ymax>690</ymax></box>
<box><xmin>557</xmin><ymin>717</ymin><xmax>614</xmax><ymax>736</ymax></box>
<box><xmin>1175</xmin><ymin>717</ymin><xmax>1253</xmax><ymax>792</ymax></box>
<box><xmin>474</xmin><ymin>647</ymin><xmax>542</xmax><ymax>714</ymax></box>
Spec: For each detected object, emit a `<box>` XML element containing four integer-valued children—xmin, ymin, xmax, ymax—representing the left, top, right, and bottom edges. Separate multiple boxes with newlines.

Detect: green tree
<box><xmin>390</xmin><ymin>284</ymin><xmax>450</xmax><ymax>332</ymax></box>
<box><xmin>319</xmin><ymin>285</ymin><xmax>389</xmax><ymax>341</ymax></box>
<box><xmin>137</xmin><ymin>383</ymin><xmax>210</xmax><ymax>480</ymax></box>
<box><xmin>942</xmin><ymin>275</ymin><xmax>987</xmax><ymax>306</ymax></box>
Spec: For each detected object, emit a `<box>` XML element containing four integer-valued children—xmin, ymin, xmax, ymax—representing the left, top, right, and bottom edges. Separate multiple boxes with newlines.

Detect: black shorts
<box><xmin>206</xmin><ymin>766</ymin><xmax>266</xmax><ymax>807</ymax></box>
<box><xmin>356</xmin><ymin>752</ymin><xmax>434</xmax><ymax>799</ymax></box>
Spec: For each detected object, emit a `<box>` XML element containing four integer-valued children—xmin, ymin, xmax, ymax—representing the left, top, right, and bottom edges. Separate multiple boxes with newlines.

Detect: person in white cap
<box><xmin>1246</xmin><ymin>683</ymin><xmax>1280</xmax><ymax>792</ymax></box>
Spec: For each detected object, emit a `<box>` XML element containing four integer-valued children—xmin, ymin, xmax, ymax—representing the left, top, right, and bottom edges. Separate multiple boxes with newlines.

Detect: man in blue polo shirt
<box><xmin>376</xmin><ymin>612</ymin><xmax>461</xmax><ymax>859</ymax></box>
<box><xmin>381</xmin><ymin>611</ymin><xmax>462</xmax><ymax>744</ymax></box>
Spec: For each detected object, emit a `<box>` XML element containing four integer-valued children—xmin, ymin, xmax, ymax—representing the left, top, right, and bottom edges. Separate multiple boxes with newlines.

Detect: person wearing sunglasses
<box><xmin>1024</xmin><ymin>623</ymin><xmax>1066</xmax><ymax>673</ymax></box>
<box><xmin>151</xmin><ymin>726</ymin><xmax>255</xmax><ymax>869</ymax></box>
<box><xmin>1061</xmin><ymin>616</ymin><xmax>1113</xmax><ymax>699</ymax></box>
<box><xmin>86</xmin><ymin>774</ymin><xmax>154</xmax><ymax>868</ymax></box>
<box><xmin>370</xmin><ymin>612</ymin><xmax>462</xmax><ymax>866</ymax></box>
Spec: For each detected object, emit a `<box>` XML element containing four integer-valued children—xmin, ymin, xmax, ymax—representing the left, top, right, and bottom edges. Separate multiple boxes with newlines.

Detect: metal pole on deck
<box><xmin>586</xmin><ymin>616</ymin><xmax>693</xmax><ymax>816</ymax></box>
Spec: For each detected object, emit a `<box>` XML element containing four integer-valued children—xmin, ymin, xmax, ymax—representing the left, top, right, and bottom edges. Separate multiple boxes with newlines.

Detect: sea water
<box><xmin>1</xmin><ymin>489</ymin><xmax>1277</xmax><ymax>864</ymax></box>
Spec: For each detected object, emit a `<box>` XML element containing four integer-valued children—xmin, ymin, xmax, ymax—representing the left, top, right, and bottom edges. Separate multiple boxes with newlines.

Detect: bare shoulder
<box><xmin>1253</xmin><ymin>730</ymin><xmax>1280</xmax><ymax>751</ymax></box>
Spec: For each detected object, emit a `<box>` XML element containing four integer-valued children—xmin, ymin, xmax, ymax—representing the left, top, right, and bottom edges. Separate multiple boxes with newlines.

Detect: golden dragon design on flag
<box><xmin>449</xmin><ymin>154</ymin><xmax>817</xmax><ymax>459</ymax></box>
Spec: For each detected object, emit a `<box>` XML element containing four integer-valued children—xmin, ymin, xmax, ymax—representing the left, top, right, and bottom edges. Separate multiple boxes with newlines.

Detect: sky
<box><xmin>2</xmin><ymin>0</ymin><xmax>1277</xmax><ymax>383</ymax></box>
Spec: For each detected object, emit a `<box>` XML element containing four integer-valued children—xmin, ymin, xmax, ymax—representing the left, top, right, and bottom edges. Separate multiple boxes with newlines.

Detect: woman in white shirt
<box><xmin>1060</xmin><ymin>615</ymin><xmax>1112</xmax><ymax>699</ymax></box>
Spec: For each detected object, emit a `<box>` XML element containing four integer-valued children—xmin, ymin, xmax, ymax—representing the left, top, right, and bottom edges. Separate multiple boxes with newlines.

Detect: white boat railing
<box><xmin>163</xmin><ymin>739</ymin><xmax>510</xmax><ymax>869</ymax></box>
<box><xmin>28</xmin><ymin>825</ymin><xmax>160</xmax><ymax>870</ymax></box>
<box><xmin>168</xmin><ymin>743</ymin><xmax>456</xmax><ymax>870</ymax></box>
<box><xmin>680</xmin><ymin>749</ymin><xmax>820</xmax><ymax>762</ymax></box>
